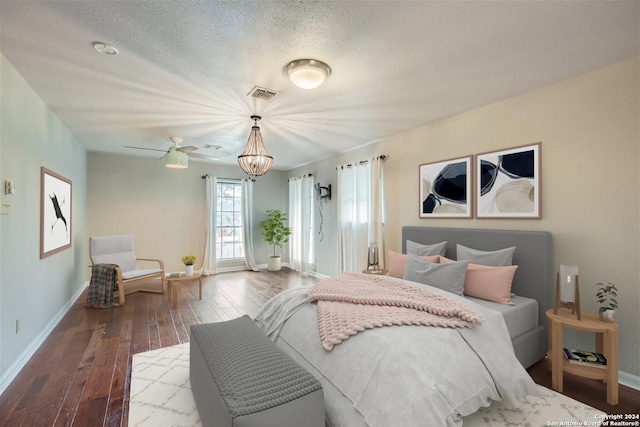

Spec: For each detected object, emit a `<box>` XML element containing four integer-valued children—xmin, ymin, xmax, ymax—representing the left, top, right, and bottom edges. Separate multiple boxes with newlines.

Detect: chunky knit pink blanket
<box><xmin>308</xmin><ymin>272</ymin><xmax>484</xmax><ymax>351</ymax></box>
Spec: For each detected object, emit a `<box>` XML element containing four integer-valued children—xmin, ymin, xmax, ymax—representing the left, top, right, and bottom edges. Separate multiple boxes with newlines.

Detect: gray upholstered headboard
<box><xmin>401</xmin><ymin>226</ymin><xmax>553</xmax><ymax>331</ymax></box>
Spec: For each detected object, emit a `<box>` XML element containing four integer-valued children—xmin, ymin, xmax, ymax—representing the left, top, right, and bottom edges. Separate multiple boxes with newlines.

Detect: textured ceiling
<box><xmin>1</xmin><ymin>1</ymin><xmax>638</xmax><ymax>170</ymax></box>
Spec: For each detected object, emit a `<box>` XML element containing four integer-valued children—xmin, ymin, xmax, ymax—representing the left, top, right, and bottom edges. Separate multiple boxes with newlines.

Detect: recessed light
<box><xmin>93</xmin><ymin>42</ymin><xmax>119</xmax><ymax>56</ymax></box>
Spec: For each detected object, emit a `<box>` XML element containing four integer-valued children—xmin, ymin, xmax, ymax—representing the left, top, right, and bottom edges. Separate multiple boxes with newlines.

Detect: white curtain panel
<box><xmin>200</xmin><ymin>176</ymin><xmax>217</xmax><ymax>275</ymax></box>
<box><xmin>241</xmin><ymin>179</ymin><xmax>259</xmax><ymax>271</ymax></box>
<box><xmin>288</xmin><ymin>175</ymin><xmax>315</xmax><ymax>273</ymax></box>
<box><xmin>337</xmin><ymin>157</ymin><xmax>386</xmax><ymax>273</ymax></box>
<box><xmin>337</xmin><ymin>162</ymin><xmax>371</xmax><ymax>273</ymax></box>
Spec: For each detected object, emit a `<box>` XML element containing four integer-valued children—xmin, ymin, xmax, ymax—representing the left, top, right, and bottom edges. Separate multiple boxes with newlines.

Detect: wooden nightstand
<box><xmin>545</xmin><ymin>308</ymin><xmax>618</xmax><ymax>405</ymax></box>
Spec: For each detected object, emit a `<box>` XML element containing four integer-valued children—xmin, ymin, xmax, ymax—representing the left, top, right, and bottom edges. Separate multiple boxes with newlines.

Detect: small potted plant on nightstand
<box><xmin>261</xmin><ymin>209</ymin><xmax>292</xmax><ymax>272</ymax></box>
<box><xmin>595</xmin><ymin>281</ymin><xmax>617</xmax><ymax>322</ymax></box>
<box><xmin>182</xmin><ymin>255</ymin><xmax>196</xmax><ymax>276</ymax></box>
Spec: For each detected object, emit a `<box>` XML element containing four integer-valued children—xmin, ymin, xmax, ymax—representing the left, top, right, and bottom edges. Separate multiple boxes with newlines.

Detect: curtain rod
<box><xmin>201</xmin><ymin>175</ymin><xmax>246</xmax><ymax>181</ymax></box>
<box><xmin>336</xmin><ymin>154</ymin><xmax>387</xmax><ymax>170</ymax></box>
<box><xmin>288</xmin><ymin>173</ymin><xmax>313</xmax><ymax>182</ymax></box>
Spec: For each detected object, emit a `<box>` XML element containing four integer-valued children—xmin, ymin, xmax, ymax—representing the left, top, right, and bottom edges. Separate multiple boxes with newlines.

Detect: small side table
<box><xmin>362</xmin><ymin>269</ymin><xmax>388</xmax><ymax>275</ymax></box>
<box><xmin>545</xmin><ymin>309</ymin><xmax>618</xmax><ymax>405</ymax></box>
<box><xmin>163</xmin><ymin>272</ymin><xmax>203</xmax><ymax>309</ymax></box>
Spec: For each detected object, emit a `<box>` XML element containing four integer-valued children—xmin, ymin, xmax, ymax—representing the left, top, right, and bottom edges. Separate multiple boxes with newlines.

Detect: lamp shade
<box><xmin>559</xmin><ymin>264</ymin><xmax>578</xmax><ymax>303</ymax></box>
<box><xmin>165</xmin><ymin>146</ymin><xmax>188</xmax><ymax>169</ymax></box>
<box><xmin>238</xmin><ymin>117</ymin><xmax>273</xmax><ymax>177</ymax></box>
<box><xmin>283</xmin><ymin>59</ymin><xmax>331</xmax><ymax>89</ymax></box>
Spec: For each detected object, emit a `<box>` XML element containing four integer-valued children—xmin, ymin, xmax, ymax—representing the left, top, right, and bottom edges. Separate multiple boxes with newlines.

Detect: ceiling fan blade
<box><xmin>124</xmin><ymin>145</ymin><xmax>168</xmax><ymax>153</ymax></box>
<box><xmin>188</xmin><ymin>152</ymin><xmax>219</xmax><ymax>161</ymax></box>
<box><xmin>177</xmin><ymin>145</ymin><xmax>198</xmax><ymax>153</ymax></box>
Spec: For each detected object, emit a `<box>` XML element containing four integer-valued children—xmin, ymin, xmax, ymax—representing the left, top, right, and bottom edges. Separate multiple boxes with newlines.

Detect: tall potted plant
<box><xmin>261</xmin><ymin>209</ymin><xmax>292</xmax><ymax>271</ymax></box>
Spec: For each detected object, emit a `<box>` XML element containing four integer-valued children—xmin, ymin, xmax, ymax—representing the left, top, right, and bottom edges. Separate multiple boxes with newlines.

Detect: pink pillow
<box><xmin>388</xmin><ymin>251</ymin><xmax>440</xmax><ymax>278</ymax></box>
<box><xmin>440</xmin><ymin>256</ymin><xmax>518</xmax><ymax>305</ymax></box>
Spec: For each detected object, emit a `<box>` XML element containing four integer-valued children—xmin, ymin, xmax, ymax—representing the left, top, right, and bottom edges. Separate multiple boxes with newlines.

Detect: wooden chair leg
<box><xmin>115</xmin><ymin>285</ymin><xmax>125</xmax><ymax>305</ymax></box>
<box><xmin>115</xmin><ymin>267</ymin><xmax>126</xmax><ymax>305</ymax></box>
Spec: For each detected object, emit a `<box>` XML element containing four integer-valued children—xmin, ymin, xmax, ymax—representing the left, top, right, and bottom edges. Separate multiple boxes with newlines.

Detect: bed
<box><xmin>401</xmin><ymin>226</ymin><xmax>553</xmax><ymax>368</ymax></box>
<box><xmin>255</xmin><ymin>227</ymin><xmax>553</xmax><ymax>427</ymax></box>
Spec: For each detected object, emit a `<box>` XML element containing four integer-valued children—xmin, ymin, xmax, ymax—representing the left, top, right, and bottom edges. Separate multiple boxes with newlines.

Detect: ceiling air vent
<box><xmin>203</xmin><ymin>144</ymin><xmax>221</xmax><ymax>150</ymax></box>
<box><xmin>247</xmin><ymin>86</ymin><xmax>280</xmax><ymax>101</ymax></box>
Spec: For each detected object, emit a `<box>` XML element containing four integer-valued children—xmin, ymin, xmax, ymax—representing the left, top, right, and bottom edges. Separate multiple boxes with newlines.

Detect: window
<box><xmin>216</xmin><ymin>180</ymin><xmax>244</xmax><ymax>260</ymax></box>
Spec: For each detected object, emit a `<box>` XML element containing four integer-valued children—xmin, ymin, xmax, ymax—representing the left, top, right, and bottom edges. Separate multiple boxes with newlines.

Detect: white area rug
<box><xmin>130</xmin><ymin>344</ymin><xmax>200</xmax><ymax>426</ymax></box>
<box><xmin>130</xmin><ymin>343</ymin><xmax>605</xmax><ymax>427</ymax></box>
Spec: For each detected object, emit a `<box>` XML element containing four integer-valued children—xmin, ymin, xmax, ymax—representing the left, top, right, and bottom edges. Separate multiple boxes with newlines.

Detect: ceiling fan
<box><xmin>125</xmin><ymin>136</ymin><xmax>220</xmax><ymax>164</ymax></box>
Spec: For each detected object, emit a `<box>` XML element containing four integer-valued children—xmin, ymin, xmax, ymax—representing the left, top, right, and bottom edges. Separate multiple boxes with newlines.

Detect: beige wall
<box><xmin>290</xmin><ymin>58</ymin><xmax>640</xmax><ymax>381</ymax></box>
<box><xmin>87</xmin><ymin>153</ymin><xmax>288</xmax><ymax>273</ymax></box>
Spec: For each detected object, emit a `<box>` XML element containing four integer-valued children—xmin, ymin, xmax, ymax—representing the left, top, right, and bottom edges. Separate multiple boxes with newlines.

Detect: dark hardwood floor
<box><xmin>0</xmin><ymin>269</ymin><xmax>637</xmax><ymax>426</ymax></box>
<box><xmin>528</xmin><ymin>358</ymin><xmax>640</xmax><ymax>416</ymax></box>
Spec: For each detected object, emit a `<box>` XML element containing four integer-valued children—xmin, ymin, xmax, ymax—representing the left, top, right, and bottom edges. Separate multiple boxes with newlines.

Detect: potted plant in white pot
<box><xmin>596</xmin><ymin>281</ymin><xmax>617</xmax><ymax>322</ymax></box>
<box><xmin>261</xmin><ymin>209</ymin><xmax>292</xmax><ymax>271</ymax></box>
<box><xmin>182</xmin><ymin>255</ymin><xmax>196</xmax><ymax>276</ymax></box>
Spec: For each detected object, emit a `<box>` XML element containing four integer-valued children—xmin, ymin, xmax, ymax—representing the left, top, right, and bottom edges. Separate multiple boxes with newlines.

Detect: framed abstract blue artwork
<box><xmin>475</xmin><ymin>142</ymin><xmax>541</xmax><ymax>219</ymax></box>
<box><xmin>419</xmin><ymin>156</ymin><xmax>472</xmax><ymax>218</ymax></box>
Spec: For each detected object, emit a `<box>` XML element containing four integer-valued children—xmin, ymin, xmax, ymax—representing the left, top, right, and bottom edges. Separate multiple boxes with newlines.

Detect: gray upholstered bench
<box><xmin>190</xmin><ymin>316</ymin><xmax>324</xmax><ymax>427</ymax></box>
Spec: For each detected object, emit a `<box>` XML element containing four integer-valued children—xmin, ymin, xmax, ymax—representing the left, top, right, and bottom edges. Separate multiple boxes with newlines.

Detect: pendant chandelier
<box><xmin>237</xmin><ymin>115</ymin><xmax>273</xmax><ymax>178</ymax></box>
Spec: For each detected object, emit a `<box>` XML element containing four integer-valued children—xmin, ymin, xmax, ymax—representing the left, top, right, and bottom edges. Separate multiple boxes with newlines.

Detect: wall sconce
<box><xmin>554</xmin><ymin>264</ymin><xmax>581</xmax><ymax>320</ymax></box>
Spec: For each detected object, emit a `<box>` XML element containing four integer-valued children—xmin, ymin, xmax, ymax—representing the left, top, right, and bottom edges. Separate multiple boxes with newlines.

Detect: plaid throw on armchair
<box><xmin>85</xmin><ymin>263</ymin><xmax>119</xmax><ymax>308</ymax></box>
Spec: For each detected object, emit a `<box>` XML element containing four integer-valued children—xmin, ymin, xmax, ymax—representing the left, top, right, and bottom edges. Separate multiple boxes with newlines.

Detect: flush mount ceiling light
<box><xmin>283</xmin><ymin>59</ymin><xmax>331</xmax><ymax>89</ymax></box>
<box><xmin>237</xmin><ymin>116</ymin><xmax>273</xmax><ymax>178</ymax></box>
<box><xmin>93</xmin><ymin>42</ymin><xmax>119</xmax><ymax>55</ymax></box>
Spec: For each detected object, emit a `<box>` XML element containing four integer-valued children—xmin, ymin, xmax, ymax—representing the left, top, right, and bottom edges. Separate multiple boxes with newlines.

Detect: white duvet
<box><xmin>254</xmin><ymin>278</ymin><xmax>540</xmax><ymax>427</ymax></box>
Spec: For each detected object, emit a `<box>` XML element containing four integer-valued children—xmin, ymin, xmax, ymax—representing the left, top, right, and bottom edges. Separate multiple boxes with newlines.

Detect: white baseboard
<box><xmin>210</xmin><ymin>263</ymin><xmax>320</xmax><ymax>274</ymax></box>
<box><xmin>619</xmin><ymin>370</ymin><xmax>640</xmax><ymax>391</ymax></box>
<box><xmin>273</xmin><ymin>265</ymin><xmax>329</xmax><ymax>279</ymax></box>
<box><xmin>0</xmin><ymin>281</ymin><xmax>89</xmax><ymax>395</ymax></box>
<box><xmin>216</xmin><ymin>265</ymin><xmax>257</xmax><ymax>273</ymax></box>
<box><xmin>306</xmin><ymin>271</ymin><xmax>329</xmax><ymax>279</ymax></box>
<box><xmin>255</xmin><ymin>262</ymin><xmax>292</xmax><ymax>270</ymax></box>
<box><xmin>255</xmin><ymin>263</ymin><xmax>329</xmax><ymax>279</ymax></box>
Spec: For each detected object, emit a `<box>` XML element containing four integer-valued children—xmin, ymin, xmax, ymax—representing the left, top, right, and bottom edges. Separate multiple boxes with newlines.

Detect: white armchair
<box><xmin>89</xmin><ymin>234</ymin><xmax>165</xmax><ymax>305</ymax></box>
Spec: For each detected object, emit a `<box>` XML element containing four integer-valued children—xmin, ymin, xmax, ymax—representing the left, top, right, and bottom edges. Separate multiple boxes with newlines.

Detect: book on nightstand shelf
<box><xmin>563</xmin><ymin>348</ymin><xmax>607</xmax><ymax>367</ymax></box>
<box><xmin>168</xmin><ymin>272</ymin><xmax>183</xmax><ymax>278</ymax></box>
